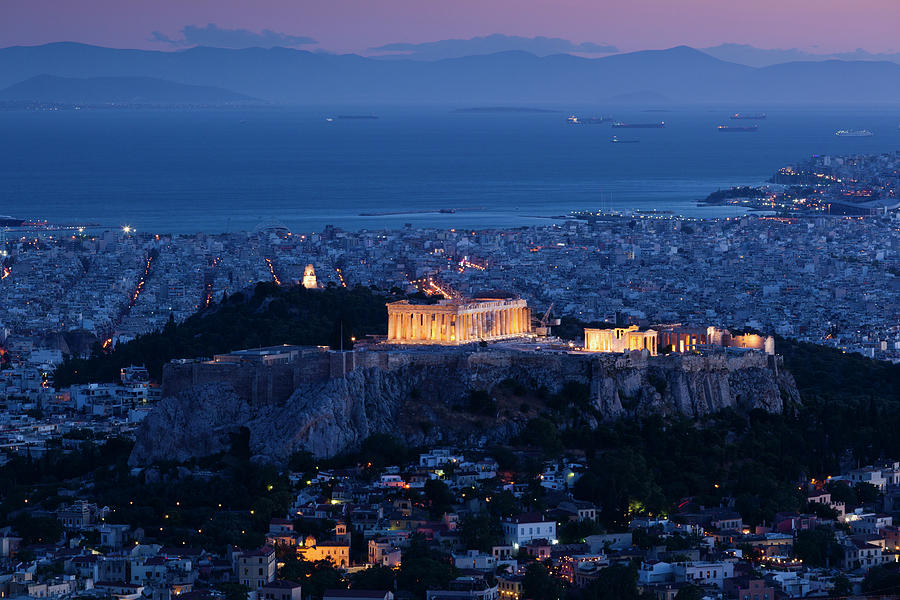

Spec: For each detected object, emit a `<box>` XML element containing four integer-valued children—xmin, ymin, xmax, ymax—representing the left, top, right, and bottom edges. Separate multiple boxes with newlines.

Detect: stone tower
<box><xmin>302</xmin><ymin>264</ymin><xmax>317</xmax><ymax>289</ymax></box>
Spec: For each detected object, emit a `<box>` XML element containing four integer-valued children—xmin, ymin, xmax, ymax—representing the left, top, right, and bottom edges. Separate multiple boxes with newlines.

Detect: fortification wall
<box><xmin>136</xmin><ymin>345</ymin><xmax>796</xmax><ymax>464</ymax></box>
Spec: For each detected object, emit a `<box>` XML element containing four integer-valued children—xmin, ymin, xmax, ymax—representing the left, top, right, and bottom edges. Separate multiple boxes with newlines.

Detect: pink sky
<box><xmin>3</xmin><ymin>0</ymin><xmax>898</xmax><ymax>54</ymax></box>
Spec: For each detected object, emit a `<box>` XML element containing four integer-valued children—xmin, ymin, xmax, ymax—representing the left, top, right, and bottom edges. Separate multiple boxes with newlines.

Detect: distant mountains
<box><xmin>368</xmin><ymin>33</ymin><xmax>619</xmax><ymax>60</ymax></box>
<box><xmin>0</xmin><ymin>74</ymin><xmax>256</xmax><ymax>105</ymax></box>
<box><xmin>702</xmin><ymin>43</ymin><xmax>900</xmax><ymax>68</ymax></box>
<box><xmin>3</xmin><ymin>41</ymin><xmax>900</xmax><ymax>105</ymax></box>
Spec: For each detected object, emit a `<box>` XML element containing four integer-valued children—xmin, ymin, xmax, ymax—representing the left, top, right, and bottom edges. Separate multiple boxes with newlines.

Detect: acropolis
<box><xmin>386</xmin><ymin>297</ymin><xmax>532</xmax><ymax>345</ymax></box>
<box><xmin>584</xmin><ymin>326</ymin><xmax>659</xmax><ymax>355</ymax></box>
<box><xmin>583</xmin><ymin>325</ymin><xmax>775</xmax><ymax>356</ymax></box>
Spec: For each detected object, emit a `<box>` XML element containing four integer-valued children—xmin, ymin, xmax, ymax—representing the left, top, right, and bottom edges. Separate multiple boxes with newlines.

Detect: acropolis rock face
<box><xmin>129</xmin><ymin>348</ymin><xmax>800</xmax><ymax>465</ymax></box>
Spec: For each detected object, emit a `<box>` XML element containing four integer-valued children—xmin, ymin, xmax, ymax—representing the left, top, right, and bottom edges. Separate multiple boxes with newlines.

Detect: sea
<box><xmin>2</xmin><ymin>106</ymin><xmax>900</xmax><ymax>234</ymax></box>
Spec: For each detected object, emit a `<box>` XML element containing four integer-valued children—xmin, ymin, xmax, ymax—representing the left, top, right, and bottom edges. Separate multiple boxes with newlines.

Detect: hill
<box><xmin>50</xmin><ymin>283</ymin><xmax>900</xmax><ymax>527</ymax></box>
<box><xmin>4</xmin><ymin>42</ymin><xmax>900</xmax><ymax>105</ymax></box>
<box><xmin>0</xmin><ymin>74</ymin><xmax>256</xmax><ymax>105</ymax></box>
<box><xmin>53</xmin><ymin>283</ymin><xmax>393</xmax><ymax>386</ymax></box>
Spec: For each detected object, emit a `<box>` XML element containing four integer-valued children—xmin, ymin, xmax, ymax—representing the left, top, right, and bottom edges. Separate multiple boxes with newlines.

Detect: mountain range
<box><xmin>701</xmin><ymin>43</ymin><xmax>900</xmax><ymax>68</ymax></box>
<box><xmin>2</xmin><ymin>41</ymin><xmax>900</xmax><ymax>106</ymax></box>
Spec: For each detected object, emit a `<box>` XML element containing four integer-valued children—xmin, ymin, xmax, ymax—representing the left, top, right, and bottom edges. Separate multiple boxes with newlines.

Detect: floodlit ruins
<box><xmin>386</xmin><ymin>297</ymin><xmax>531</xmax><ymax>345</ymax></box>
<box><xmin>584</xmin><ymin>326</ymin><xmax>659</xmax><ymax>355</ymax></box>
<box><xmin>583</xmin><ymin>325</ymin><xmax>775</xmax><ymax>356</ymax></box>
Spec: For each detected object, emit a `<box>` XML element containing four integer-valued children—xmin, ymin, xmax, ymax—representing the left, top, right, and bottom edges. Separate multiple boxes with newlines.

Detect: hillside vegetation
<box><xmin>54</xmin><ymin>283</ymin><xmax>393</xmax><ymax>386</ymax></box>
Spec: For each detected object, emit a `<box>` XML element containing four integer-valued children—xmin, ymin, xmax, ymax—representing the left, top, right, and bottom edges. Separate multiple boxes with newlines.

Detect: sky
<box><xmin>2</xmin><ymin>0</ymin><xmax>900</xmax><ymax>55</ymax></box>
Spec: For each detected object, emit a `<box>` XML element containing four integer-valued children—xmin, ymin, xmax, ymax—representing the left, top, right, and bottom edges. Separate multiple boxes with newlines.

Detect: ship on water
<box><xmin>611</xmin><ymin>121</ymin><xmax>665</xmax><ymax>129</ymax></box>
<box><xmin>718</xmin><ymin>125</ymin><xmax>759</xmax><ymax>132</ymax></box>
<box><xmin>567</xmin><ymin>115</ymin><xmax>612</xmax><ymax>124</ymax></box>
<box><xmin>731</xmin><ymin>113</ymin><xmax>766</xmax><ymax>120</ymax></box>
<box><xmin>610</xmin><ymin>136</ymin><xmax>639</xmax><ymax>143</ymax></box>
<box><xmin>835</xmin><ymin>129</ymin><xmax>874</xmax><ymax>137</ymax></box>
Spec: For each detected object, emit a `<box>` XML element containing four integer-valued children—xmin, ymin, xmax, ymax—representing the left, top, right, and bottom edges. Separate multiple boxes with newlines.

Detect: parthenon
<box><xmin>386</xmin><ymin>298</ymin><xmax>532</xmax><ymax>345</ymax></box>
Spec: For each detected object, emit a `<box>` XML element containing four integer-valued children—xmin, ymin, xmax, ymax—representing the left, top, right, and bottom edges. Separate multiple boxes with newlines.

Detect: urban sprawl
<box><xmin>0</xmin><ymin>152</ymin><xmax>899</xmax><ymax>600</ymax></box>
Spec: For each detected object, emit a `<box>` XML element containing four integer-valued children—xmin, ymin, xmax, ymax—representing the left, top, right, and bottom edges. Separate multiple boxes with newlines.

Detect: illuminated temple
<box><xmin>386</xmin><ymin>298</ymin><xmax>532</xmax><ymax>345</ymax></box>
<box><xmin>583</xmin><ymin>325</ymin><xmax>775</xmax><ymax>356</ymax></box>
<box><xmin>584</xmin><ymin>326</ymin><xmax>659</xmax><ymax>355</ymax></box>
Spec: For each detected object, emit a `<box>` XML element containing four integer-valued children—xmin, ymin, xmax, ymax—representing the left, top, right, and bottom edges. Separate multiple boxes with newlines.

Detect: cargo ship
<box><xmin>612</xmin><ymin>121</ymin><xmax>665</xmax><ymax>128</ymax></box>
<box><xmin>567</xmin><ymin>115</ymin><xmax>612</xmax><ymax>124</ymax></box>
<box><xmin>731</xmin><ymin>113</ymin><xmax>766</xmax><ymax>120</ymax></box>
<box><xmin>835</xmin><ymin>129</ymin><xmax>873</xmax><ymax>137</ymax></box>
<box><xmin>610</xmin><ymin>136</ymin><xmax>639</xmax><ymax>143</ymax></box>
<box><xmin>718</xmin><ymin>125</ymin><xmax>758</xmax><ymax>132</ymax></box>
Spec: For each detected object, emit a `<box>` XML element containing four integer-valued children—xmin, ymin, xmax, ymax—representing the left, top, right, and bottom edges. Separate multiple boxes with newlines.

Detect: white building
<box><xmin>673</xmin><ymin>561</ymin><xmax>735</xmax><ymax>589</ymax></box>
<box><xmin>453</xmin><ymin>550</ymin><xmax>497</xmax><ymax>571</ymax></box>
<box><xmin>501</xmin><ymin>513</ymin><xmax>557</xmax><ymax>547</ymax></box>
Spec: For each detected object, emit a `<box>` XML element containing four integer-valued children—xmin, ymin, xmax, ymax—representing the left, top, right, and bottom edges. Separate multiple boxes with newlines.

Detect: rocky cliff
<box><xmin>129</xmin><ymin>347</ymin><xmax>800</xmax><ymax>465</ymax></box>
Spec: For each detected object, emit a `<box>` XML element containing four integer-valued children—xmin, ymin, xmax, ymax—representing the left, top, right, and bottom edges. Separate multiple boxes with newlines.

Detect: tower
<box><xmin>302</xmin><ymin>264</ymin><xmax>317</xmax><ymax>289</ymax></box>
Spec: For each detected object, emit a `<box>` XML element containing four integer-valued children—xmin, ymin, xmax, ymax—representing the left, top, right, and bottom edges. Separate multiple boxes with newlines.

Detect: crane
<box><xmin>534</xmin><ymin>302</ymin><xmax>561</xmax><ymax>337</ymax></box>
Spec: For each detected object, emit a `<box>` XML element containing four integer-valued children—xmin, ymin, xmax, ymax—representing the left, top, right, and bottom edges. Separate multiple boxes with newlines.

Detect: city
<box><xmin>4</xmin><ymin>2</ymin><xmax>900</xmax><ymax>599</ymax></box>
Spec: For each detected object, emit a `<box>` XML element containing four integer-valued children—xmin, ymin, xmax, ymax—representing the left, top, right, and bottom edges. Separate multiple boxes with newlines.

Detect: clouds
<box><xmin>369</xmin><ymin>34</ymin><xmax>618</xmax><ymax>60</ymax></box>
<box><xmin>151</xmin><ymin>23</ymin><xmax>316</xmax><ymax>49</ymax></box>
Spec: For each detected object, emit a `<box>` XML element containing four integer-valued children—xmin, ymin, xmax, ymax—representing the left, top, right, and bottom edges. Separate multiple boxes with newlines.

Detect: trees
<box><xmin>856</xmin><ymin>482</ymin><xmax>881</xmax><ymax>505</ymax></box>
<box><xmin>521</xmin><ymin>418</ymin><xmax>563</xmax><ymax>456</ymax></box>
<box><xmin>467</xmin><ymin>390</ymin><xmax>497</xmax><ymax>416</ymax></box>
<box><xmin>863</xmin><ymin>563</ymin><xmax>900</xmax><ymax>595</ymax></box>
<box><xmin>830</xmin><ymin>575</ymin><xmax>852</xmax><ymax>598</ymax></box>
<box><xmin>278</xmin><ymin>557</ymin><xmax>343</xmax><ymax>599</ymax></box>
<box><xmin>217</xmin><ymin>583</ymin><xmax>249</xmax><ymax>600</ymax></box>
<box><xmin>674</xmin><ymin>586</ymin><xmax>704</xmax><ymax>600</ymax></box>
<box><xmin>459</xmin><ymin>512</ymin><xmax>502</xmax><ymax>553</ymax></box>
<box><xmin>794</xmin><ymin>528</ymin><xmax>842</xmax><ymax>568</ymax></box>
<box><xmin>350</xmin><ymin>566</ymin><xmax>395</xmax><ymax>591</ymax></box>
<box><xmin>522</xmin><ymin>562</ymin><xmax>562</xmax><ymax>600</ymax></box>
<box><xmin>11</xmin><ymin>515</ymin><xmax>63</xmax><ymax>545</ymax></box>
<box><xmin>825</xmin><ymin>481</ymin><xmax>857</xmax><ymax>507</ymax></box>
<box><xmin>423</xmin><ymin>479</ymin><xmax>455</xmax><ymax>519</ymax></box>
<box><xmin>581</xmin><ymin>564</ymin><xmax>641</xmax><ymax>600</ymax></box>
<box><xmin>398</xmin><ymin>556</ymin><xmax>456</xmax><ymax>598</ymax></box>
<box><xmin>54</xmin><ymin>284</ymin><xmax>394</xmax><ymax>385</ymax></box>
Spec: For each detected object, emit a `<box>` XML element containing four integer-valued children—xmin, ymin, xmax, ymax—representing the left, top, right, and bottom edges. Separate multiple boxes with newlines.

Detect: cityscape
<box><xmin>3</xmin><ymin>2</ymin><xmax>900</xmax><ymax>600</ymax></box>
